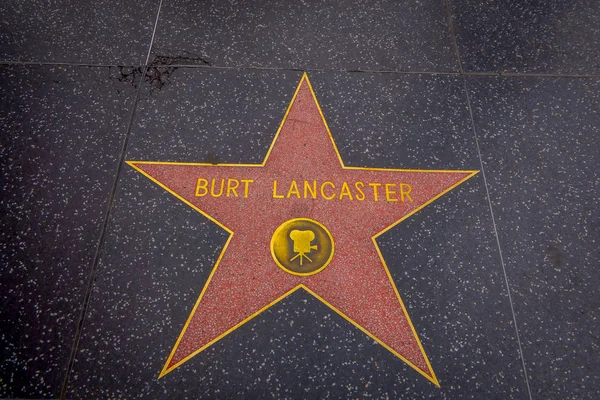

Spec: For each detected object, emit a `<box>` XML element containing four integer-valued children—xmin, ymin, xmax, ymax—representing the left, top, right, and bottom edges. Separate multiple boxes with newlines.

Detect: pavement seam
<box><xmin>444</xmin><ymin>0</ymin><xmax>465</xmax><ymax>74</ymax></box>
<box><xmin>461</xmin><ymin>77</ymin><xmax>534</xmax><ymax>400</ymax></box>
<box><xmin>1</xmin><ymin>60</ymin><xmax>600</xmax><ymax>79</ymax></box>
<box><xmin>448</xmin><ymin>6</ymin><xmax>535</xmax><ymax>396</ymax></box>
<box><xmin>58</xmin><ymin>68</ymin><xmax>146</xmax><ymax>400</ymax></box>
<box><xmin>58</xmin><ymin>1</ymin><xmax>164</xmax><ymax>398</ymax></box>
<box><xmin>0</xmin><ymin>61</ymin><xmax>130</xmax><ymax>67</ymax></box>
<box><xmin>145</xmin><ymin>0</ymin><xmax>164</xmax><ymax>66</ymax></box>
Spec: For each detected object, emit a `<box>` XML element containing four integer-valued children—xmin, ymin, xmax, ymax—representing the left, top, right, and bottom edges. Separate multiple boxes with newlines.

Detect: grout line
<box><xmin>461</xmin><ymin>78</ymin><xmax>533</xmax><ymax>400</ymax></box>
<box><xmin>1</xmin><ymin>59</ymin><xmax>599</xmax><ymax>79</ymax></box>
<box><xmin>103</xmin><ymin>64</ymin><xmax>600</xmax><ymax>79</ymax></box>
<box><xmin>449</xmin><ymin>4</ymin><xmax>534</xmax><ymax>394</ymax></box>
<box><xmin>444</xmin><ymin>0</ymin><xmax>465</xmax><ymax>74</ymax></box>
<box><xmin>464</xmin><ymin>71</ymin><xmax>600</xmax><ymax>79</ymax></box>
<box><xmin>0</xmin><ymin>60</ymin><xmax>130</xmax><ymax>67</ymax></box>
<box><xmin>145</xmin><ymin>0</ymin><xmax>163</xmax><ymax>65</ymax></box>
<box><xmin>58</xmin><ymin>69</ymin><xmax>146</xmax><ymax>398</ymax></box>
<box><xmin>58</xmin><ymin>76</ymin><xmax>145</xmax><ymax>399</ymax></box>
<box><xmin>141</xmin><ymin>64</ymin><xmax>463</xmax><ymax>75</ymax></box>
<box><xmin>58</xmin><ymin>1</ymin><xmax>163</xmax><ymax>398</ymax></box>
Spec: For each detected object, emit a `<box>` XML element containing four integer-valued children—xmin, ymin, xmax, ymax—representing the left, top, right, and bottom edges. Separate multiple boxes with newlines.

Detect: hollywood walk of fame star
<box><xmin>127</xmin><ymin>73</ymin><xmax>478</xmax><ymax>385</ymax></box>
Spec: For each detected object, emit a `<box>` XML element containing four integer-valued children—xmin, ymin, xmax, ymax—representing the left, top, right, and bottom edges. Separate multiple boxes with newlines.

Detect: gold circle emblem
<box><xmin>270</xmin><ymin>218</ymin><xmax>334</xmax><ymax>276</ymax></box>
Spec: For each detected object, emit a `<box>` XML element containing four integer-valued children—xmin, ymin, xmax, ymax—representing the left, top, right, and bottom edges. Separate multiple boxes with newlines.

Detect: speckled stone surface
<box><xmin>128</xmin><ymin>69</ymin><xmax>303</xmax><ymax>163</ymax></box>
<box><xmin>449</xmin><ymin>0</ymin><xmax>600</xmax><ymax>74</ymax></box>
<box><xmin>0</xmin><ymin>0</ymin><xmax>159</xmax><ymax>64</ymax></box>
<box><xmin>150</xmin><ymin>0</ymin><xmax>459</xmax><ymax>71</ymax></box>
<box><xmin>2</xmin><ymin>1</ymin><xmax>599</xmax><ymax>398</ymax></box>
<box><xmin>467</xmin><ymin>77</ymin><xmax>600</xmax><ymax>399</ymax></box>
<box><xmin>309</xmin><ymin>72</ymin><xmax>477</xmax><ymax>170</ymax></box>
<box><xmin>67</xmin><ymin>71</ymin><xmax>528</xmax><ymax>398</ymax></box>
<box><xmin>0</xmin><ymin>65</ymin><xmax>138</xmax><ymax>397</ymax></box>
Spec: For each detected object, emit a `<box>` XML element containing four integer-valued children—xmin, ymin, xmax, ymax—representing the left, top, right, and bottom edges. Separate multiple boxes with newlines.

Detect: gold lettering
<box><xmin>354</xmin><ymin>182</ymin><xmax>365</xmax><ymax>201</ymax></box>
<box><xmin>240</xmin><ymin>179</ymin><xmax>253</xmax><ymax>198</ymax></box>
<box><xmin>227</xmin><ymin>179</ymin><xmax>240</xmax><ymax>197</ymax></box>
<box><xmin>400</xmin><ymin>183</ymin><xmax>413</xmax><ymax>202</ymax></box>
<box><xmin>195</xmin><ymin>178</ymin><xmax>208</xmax><ymax>197</ymax></box>
<box><xmin>287</xmin><ymin>180</ymin><xmax>301</xmax><ymax>198</ymax></box>
<box><xmin>210</xmin><ymin>178</ymin><xmax>224</xmax><ymax>197</ymax></box>
<box><xmin>272</xmin><ymin>180</ymin><xmax>284</xmax><ymax>198</ymax></box>
<box><xmin>385</xmin><ymin>183</ymin><xmax>398</xmax><ymax>202</ymax></box>
<box><xmin>304</xmin><ymin>180</ymin><xmax>317</xmax><ymax>199</ymax></box>
<box><xmin>321</xmin><ymin>181</ymin><xmax>336</xmax><ymax>200</ymax></box>
<box><xmin>368</xmin><ymin>183</ymin><xmax>381</xmax><ymax>201</ymax></box>
<box><xmin>339</xmin><ymin>182</ymin><xmax>353</xmax><ymax>200</ymax></box>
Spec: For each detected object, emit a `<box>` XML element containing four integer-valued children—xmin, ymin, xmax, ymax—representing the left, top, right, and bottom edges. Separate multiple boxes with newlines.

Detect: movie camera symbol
<box><xmin>289</xmin><ymin>229</ymin><xmax>318</xmax><ymax>266</ymax></box>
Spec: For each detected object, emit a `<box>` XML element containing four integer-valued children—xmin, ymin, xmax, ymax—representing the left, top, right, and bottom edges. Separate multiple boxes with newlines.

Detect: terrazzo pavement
<box><xmin>0</xmin><ymin>1</ymin><xmax>598</xmax><ymax>399</ymax></box>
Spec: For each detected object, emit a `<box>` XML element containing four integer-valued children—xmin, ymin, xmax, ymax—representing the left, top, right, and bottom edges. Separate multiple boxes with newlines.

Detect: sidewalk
<box><xmin>0</xmin><ymin>1</ymin><xmax>598</xmax><ymax>399</ymax></box>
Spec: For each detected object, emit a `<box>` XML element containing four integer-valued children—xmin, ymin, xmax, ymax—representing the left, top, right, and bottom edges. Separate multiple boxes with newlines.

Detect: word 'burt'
<box><xmin>196</xmin><ymin>178</ymin><xmax>414</xmax><ymax>203</ymax></box>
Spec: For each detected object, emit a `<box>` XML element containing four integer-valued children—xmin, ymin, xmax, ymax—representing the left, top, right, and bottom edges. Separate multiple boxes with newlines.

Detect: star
<box><xmin>127</xmin><ymin>73</ymin><xmax>478</xmax><ymax>386</ymax></box>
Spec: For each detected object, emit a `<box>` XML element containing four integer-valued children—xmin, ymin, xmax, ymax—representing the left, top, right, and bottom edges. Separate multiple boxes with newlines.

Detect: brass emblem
<box><xmin>271</xmin><ymin>218</ymin><xmax>334</xmax><ymax>276</ymax></box>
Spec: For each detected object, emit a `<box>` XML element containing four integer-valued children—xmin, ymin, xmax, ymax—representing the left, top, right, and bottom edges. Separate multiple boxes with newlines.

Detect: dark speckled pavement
<box><xmin>0</xmin><ymin>1</ymin><xmax>598</xmax><ymax>399</ymax></box>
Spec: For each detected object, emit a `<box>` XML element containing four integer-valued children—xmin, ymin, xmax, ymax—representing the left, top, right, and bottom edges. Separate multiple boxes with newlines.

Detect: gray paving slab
<box><xmin>449</xmin><ymin>0</ymin><xmax>600</xmax><ymax>74</ymax></box>
<box><xmin>149</xmin><ymin>0</ymin><xmax>459</xmax><ymax>71</ymax></box>
<box><xmin>467</xmin><ymin>76</ymin><xmax>600</xmax><ymax>399</ymax></box>
<box><xmin>66</xmin><ymin>70</ymin><xmax>528</xmax><ymax>399</ymax></box>
<box><xmin>0</xmin><ymin>0</ymin><xmax>159</xmax><ymax>64</ymax></box>
<box><xmin>0</xmin><ymin>65</ymin><xmax>139</xmax><ymax>397</ymax></box>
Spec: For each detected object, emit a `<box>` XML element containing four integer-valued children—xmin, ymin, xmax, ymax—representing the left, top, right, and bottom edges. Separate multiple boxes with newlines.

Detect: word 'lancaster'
<box><xmin>195</xmin><ymin>177</ymin><xmax>414</xmax><ymax>202</ymax></box>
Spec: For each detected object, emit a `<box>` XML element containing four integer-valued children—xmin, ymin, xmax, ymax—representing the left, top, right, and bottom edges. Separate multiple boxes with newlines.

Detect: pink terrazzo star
<box><xmin>128</xmin><ymin>74</ymin><xmax>478</xmax><ymax>385</ymax></box>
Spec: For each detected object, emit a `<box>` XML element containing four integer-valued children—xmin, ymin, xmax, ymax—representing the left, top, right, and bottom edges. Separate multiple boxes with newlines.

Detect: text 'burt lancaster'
<box><xmin>195</xmin><ymin>178</ymin><xmax>414</xmax><ymax>203</ymax></box>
